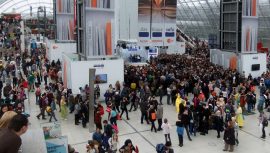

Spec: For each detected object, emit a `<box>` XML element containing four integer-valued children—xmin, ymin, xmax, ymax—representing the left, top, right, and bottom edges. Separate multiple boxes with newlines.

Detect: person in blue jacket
<box><xmin>176</xmin><ymin>119</ymin><xmax>185</xmax><ymax>147</ymax></box>
<box><xmin>92</xmin><ymin>127</ymin><xmax>103</xmax><ymax>144</ymax></box>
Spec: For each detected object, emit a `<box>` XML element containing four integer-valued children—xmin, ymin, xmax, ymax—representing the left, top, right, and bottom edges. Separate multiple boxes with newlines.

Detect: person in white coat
<box><xmin>161</xmin><ymin>118</ymin><xmax>172</xmax><ymax>143</ymax></box>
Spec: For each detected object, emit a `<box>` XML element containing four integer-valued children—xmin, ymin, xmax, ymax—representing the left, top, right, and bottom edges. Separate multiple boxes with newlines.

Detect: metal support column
<box><xmin>89</xmin><ymin>68</ymin><xmax>96</xmax><ymax>133</ymax></box>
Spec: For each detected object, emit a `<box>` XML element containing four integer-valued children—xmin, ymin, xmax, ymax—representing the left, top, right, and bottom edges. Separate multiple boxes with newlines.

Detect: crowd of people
<box><xmin>0</xmin><ymin>17</ymin><xmax>21</xmax><ymax>47</ymax></box>
<box><xmin>86</xmin><ymin>50</ymin><xmax>270</xmax><ymax>152</ymax></box>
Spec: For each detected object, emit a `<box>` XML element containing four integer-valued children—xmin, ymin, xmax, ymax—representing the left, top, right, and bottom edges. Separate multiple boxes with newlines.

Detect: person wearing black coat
<box><xmin>214</xmin><ymin>110</ymin><xmax>224</xmax><ymax>138</ymax></box>
<box><xmin>140</xmin><ymin>97</ymin><xmax>149</xmax><ymax>124</ymax></box>
<box><xmin>120</xmin><ymin>97</ymin><xmax>129</xmax><ymax>120</ymax></box>
<box><xmin>180</xmin><ymin>108</ymin><xmax>192</xmax><ymax>141</ymax></box>
<box><xmin>223</xmin><ymin>121</ymin><xmax>236</xmax><ymax>152</ymax></box>
<box><xmin>114</xmin><ymin>92</ymin><xmax>121</xmax><ymax>112</ymax></box>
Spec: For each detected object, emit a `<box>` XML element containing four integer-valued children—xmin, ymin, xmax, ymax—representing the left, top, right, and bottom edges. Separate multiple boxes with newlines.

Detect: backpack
<box><xmin>35</xmin><ymin>88</ymin><xmax>41</xmax><ymax>96</ymax></box>
<box><xmin>263</xmin><ymin>119</ymin><xmax>268</xmax><ymax>127</ymax></box>
<box><xmin>112</xmin><ymin>124</ymin><xmax>119</xmax><ymax>134</ymax></box>
<box><xmin>151</xmin><ymin>112</ymin><xmax>157</xmax><ymax>120</ymax></box>
<box><xmin>156</xmin><ymin>143</ymin><xmax>165</xmax><ymax>153</ymax></box>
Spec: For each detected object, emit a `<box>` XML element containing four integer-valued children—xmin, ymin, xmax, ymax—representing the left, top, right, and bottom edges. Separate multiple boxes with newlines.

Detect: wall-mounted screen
<box><xmin>94</xmin><ymin>74</ymin><xmax>107</xmax><ymax>84</ymax></box>
<box><xmin>251</xmin><ymin>64</ymin><xmax>260</xmax><ymax>71</ymax></box>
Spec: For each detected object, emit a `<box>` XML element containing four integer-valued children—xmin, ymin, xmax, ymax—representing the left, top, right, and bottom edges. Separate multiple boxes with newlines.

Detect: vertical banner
<box><xmin>163</xmin><ymin>0</ymin><xmax>176</xmax><ymax>46</ymax></box>
<box><xmin>138</xmin><ymin>0</ymin><xmax>151</xmax><ymax>46</ymax></box>
<box><xmin>242</xmin><ymin>0</ymin><xmax>258</xmax><ymax>53</ymax></box>
<box><xmin>138</xmin><ymin>0</ymin><xmax>176</xmax><ymax>46</ymax></box>
<box><xmin>151</xmin><ymin>0</ymin><xmax>164</xmax><ymax>46</ymax></box>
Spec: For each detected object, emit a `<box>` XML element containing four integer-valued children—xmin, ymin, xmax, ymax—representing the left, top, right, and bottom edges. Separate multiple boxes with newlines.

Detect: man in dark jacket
<box><xmin>223</xmin><ymin>121</ymin><xmax>235</xmax><ymax>152</ymax></box>
<box><xmin>114</xmin><ymin>92</ymin><xmax>121</xmax><ymax>112</ymax></box>
<box><xmin>103</xmin><ymin>120</ymin><xmax>113</xmax><ymax>138</ymax></box>
<box><xmin>36</xmin><ymin>94</ymin><xmax>47</xmax><ymax>120</ymax></box>
<box><xmin>120</xmin><ymin>97</ymin><xmax>129</xmax><ymax>120</ymax></box>
<box><xmin>180</xmin><ymin>108</ymin><xmax>192</xmax><ymax>141</ymax></box>
<box><xmin>140</xmin><ymin>97</ymin><xmax>149</xmax><ymax>124</ymax></box>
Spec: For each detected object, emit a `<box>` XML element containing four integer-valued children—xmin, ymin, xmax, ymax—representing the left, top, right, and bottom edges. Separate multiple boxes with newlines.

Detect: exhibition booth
<box><xmin>44</xmin><ymin>37</ymin><xmax>76</xmax><ymax>62</ymax></box>
<box><xmin>210</xmin><ymin>49</ymin><xmax>267</xmax><ymax>78</ymax></box>
<box><xmin>210</xmin><ymin>0</ymin><xmax>267</xmax><ymax>78</ymax></box>
<box><xmin>62</xmin><ymin>53</ymin><xmax>124</xmax><ymax>97</ymax></box>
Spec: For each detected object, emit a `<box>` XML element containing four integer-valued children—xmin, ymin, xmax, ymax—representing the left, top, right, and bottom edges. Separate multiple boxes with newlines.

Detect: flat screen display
<box><xmin>251</xmin><ymin>64</ymin><xmax>260</xmax><ymax>71</ymax></box>
<box><xmin>94</xmin><ymin>74</ymin><xmax>107</xmax><ymax>84</ymax></box>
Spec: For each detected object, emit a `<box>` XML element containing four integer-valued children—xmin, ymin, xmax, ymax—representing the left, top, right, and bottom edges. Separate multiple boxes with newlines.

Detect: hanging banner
<box><xmin>138</xmin><ymin>0</ymin><xmax>176</xmax><ymax>46</ymax></box>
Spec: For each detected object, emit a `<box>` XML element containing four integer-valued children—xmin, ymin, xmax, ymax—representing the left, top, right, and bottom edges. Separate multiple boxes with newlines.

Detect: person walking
<box><xmin>214</xmin><ymin>110</ymin><xmax>224</xmax><ymax>138</ymax></box>
<box><xmin>158</xmin><ymin>85</ymin><xmax>164</xmax><ymax>105</ymax></box>
<box><xmin>60</xmin><ymin>96</ymin><xmax>68</xmax><ymax>120</ymax></box>
<box><xmin>181</xmin><ymin>108</ymin><xmax>192</xmax><ymax>141</ymax></box>
<box><xmin>140</xmin><ymin>97</ymin><xmax>149</xmax><ymax>124</ymax></box>
<box><xmin>74</xmin><ymin>101</ymin><xmax>81</xmax><ymax>125</ymax></box>
<box><xmin>129</xmin><ymin>91</ymin><xmax>137</xmax><ymax>112</ymax></box>
<box><xmin>167</xmin><ymin>86</ymin><xmax>172</xmax><ymax>105</ymax></box>
<box><xmin>49</xmin><ymin>100</ymin><xmax>58</xmax><ymax>122</ymax></box>
<box><xmin>236</xmin><ymin>105</ymin><xmax>244</xmax><ymax>128</ymax></box>
<box><xmin>110</xmin><ymin>108</ymin><xmax>118</xmax><ymax>125</ymax></box>
<box><xmin>36</xmin><ymin>94</ymin><xmax>47</xmax><ymax>120</ymax></box>
<box><xmin>259</xmin><ymin>111</ymin><xmax>268</xmax><ymax>139</ymax></box>
<box><xmin>35</xmin><ymin>85</ymin><xmax>41</xmax><ymax>105</ymax></box>
<box><xmin>120</xmin><ymin>97</ymin><xmax>129</xmax><ymax>120</ymax></box>
<box><xmin>148</xmin><ymin>105</ymin><xmax>157</xmax><ymax>132</ymax></box>
<box><xmin>161</xmin><ymin>118</ymin><xmax>172</xmax><ymax>143</ymax></box>
<box><xmin>108</xmin><ymin>134</ymin><xmax>119</xmax><ymax>153</ymax></box>
<box><xmin>223</xmin><ymin>121</ymin><xmax>236</xmax><ymax>152</ymax></box>
<box><xmin>157</xmin><ymin>103</ymin><xmax>163</xmax><ymax>131</ymax></box>
<box><xmin>176</xmin><ymin>119</ymin><xmax>184</xmax><ymax>147</ymax></box>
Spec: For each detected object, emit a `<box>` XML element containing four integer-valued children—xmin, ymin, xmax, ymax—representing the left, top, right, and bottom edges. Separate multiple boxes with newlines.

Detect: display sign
<box><xmin>148</xmin><ymin>47</ymin><xmax>159</xmax><ymax>59</ymax></box>
<box><xmin>41</xmin><ymin>122</ymin><xmax>62</xmax><ymax>140</ymax></box>
<box><xmin>41</xmin><ymin>122</ymin><xmax>68</xmax><ymax>153</ymax></box>
<box><xmin>46</xmin><ymin>136</ymin><xmax>68</xmax><ymax>153</ymax></box>
<box><xmin>138</xmin><ymin>0</ymin><xmax>176</xmax><ymax>46</ymax></box>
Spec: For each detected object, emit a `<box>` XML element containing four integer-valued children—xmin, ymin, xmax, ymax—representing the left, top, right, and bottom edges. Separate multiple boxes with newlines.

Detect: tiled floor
<box><xmin>22</xmin><ymin>89</ymin><xmax>270</xmax><ymax>153</ymax></box>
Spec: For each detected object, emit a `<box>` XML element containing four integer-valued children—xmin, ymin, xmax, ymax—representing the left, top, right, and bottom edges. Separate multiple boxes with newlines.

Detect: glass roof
<box><xmin>0</xmin><ymin>0</ymin><xmax>53</xmax><ymax>18</ymax></box>
<box><xmin>177</xmin><ymin>0</ymin><xmax>270</xmax><ymax>41</ymax></box>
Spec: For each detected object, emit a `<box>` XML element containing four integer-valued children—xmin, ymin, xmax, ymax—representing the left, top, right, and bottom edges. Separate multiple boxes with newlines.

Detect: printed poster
<box><xmin>138</xmin><ymin>0</ymin><xmax>176</xmax><ymax>46</ymax></box>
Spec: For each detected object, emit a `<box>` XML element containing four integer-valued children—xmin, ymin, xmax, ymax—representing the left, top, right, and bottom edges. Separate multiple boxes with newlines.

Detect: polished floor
<box><xmin>22</xmin><ymin>88</ymin><xmax>270</xmax><ymax>153</ymax></box>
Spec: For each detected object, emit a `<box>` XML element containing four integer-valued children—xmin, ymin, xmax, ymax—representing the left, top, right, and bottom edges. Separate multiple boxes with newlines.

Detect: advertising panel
<box><xmin>138</xmin><ymin>0</ymin><xmax>176</xmax><ymax>46</ymax></box>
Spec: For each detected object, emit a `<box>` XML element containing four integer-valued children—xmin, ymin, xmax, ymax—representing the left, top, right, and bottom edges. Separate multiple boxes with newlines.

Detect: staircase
<box><xmin>176</xmin><ymin>28</ymin><xmax>195</xmax><ymax>48</ymax></box>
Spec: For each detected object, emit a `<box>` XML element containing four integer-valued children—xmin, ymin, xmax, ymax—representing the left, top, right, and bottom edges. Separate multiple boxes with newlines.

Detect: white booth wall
<box><xmin>210</xmin><ymin>49</ymin><xmax>237</xmax><ymax>69</ymax></box>
<box><xmin>239</xmin><ymin>53</ymin><xmax>267</xmax><ymax>78</ymax></box>
<box><xmin>167</xmin><ymin>42</ymin><xmax>186</xmax><ymax>55</ymax></box>
<box><xmin>45</xmin><ymin>38</ymin><xmax>76</xmax><ymax>62</ymax></box>
<box><xmin>62</xmin><ymin>54</ymin><xmax>124</xmax><ymax>99</ymax></box>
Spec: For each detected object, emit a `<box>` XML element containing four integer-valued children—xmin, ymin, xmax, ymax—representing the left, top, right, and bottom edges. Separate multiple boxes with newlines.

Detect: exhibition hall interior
<box><xmin>0</xmin><ymin>0</ymin><xmax>270</xmax><ymax>153</ymax></box>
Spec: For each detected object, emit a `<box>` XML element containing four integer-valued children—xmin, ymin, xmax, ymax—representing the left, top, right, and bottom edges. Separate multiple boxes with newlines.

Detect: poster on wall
<box><xmin>138</xmin><ymin>0</ymin><xmax>176</xmax><ymax>46</ymax></box>
<box><xmin>148</xmin><ymin>47</ymin><xmax>159</xmax><ymax>59</ymax></box>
